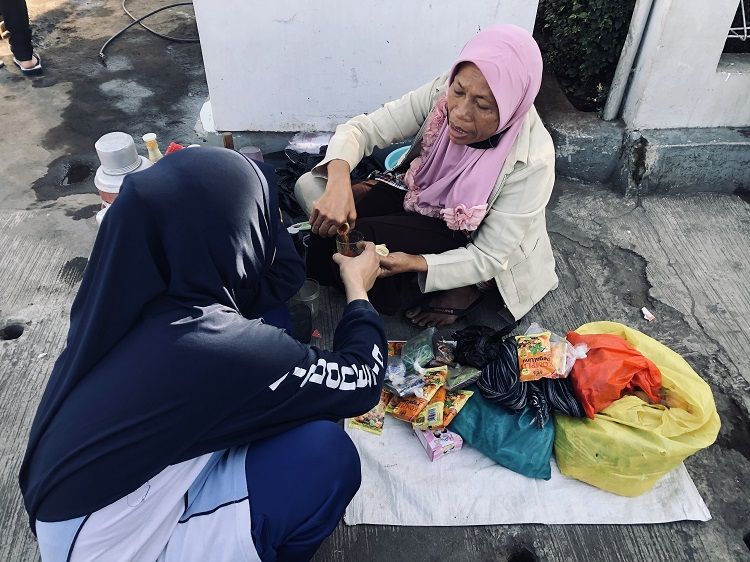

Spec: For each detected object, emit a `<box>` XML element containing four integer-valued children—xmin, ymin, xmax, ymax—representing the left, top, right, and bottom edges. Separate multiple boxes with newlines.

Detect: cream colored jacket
<box><xmin>297</xmin><ymin>73</ymin><xmax>558</xmax><ymax>320</ymax></box>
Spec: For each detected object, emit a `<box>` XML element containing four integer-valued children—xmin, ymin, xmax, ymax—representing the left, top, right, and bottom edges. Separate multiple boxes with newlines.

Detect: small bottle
<box><xmin>142</xmin><ymin>133</ymin><xmax>163</xmax><ymax>163</ymax></box>
<box><xmin>222</xmin><ymin>132</ymin><xmax>235</xmax><ymax>150</ymax></box>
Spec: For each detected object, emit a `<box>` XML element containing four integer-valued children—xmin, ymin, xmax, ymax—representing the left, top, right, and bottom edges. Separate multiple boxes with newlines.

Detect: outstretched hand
<box><xmin>378</xmin><ymin>252</ymin><xmax>428</xmax><ymax>278</ymax></box>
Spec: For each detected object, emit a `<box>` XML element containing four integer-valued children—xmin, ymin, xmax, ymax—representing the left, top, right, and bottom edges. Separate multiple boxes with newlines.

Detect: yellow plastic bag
<box><xmin>554</xmin><ymin>321</ymin><xmax>720</xmax><ymax>497</ymax></box>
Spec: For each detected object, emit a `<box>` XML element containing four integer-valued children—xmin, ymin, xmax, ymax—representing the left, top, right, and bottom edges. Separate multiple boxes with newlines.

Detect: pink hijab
<box><xmin>403</xmin><ymin>25</ymin><xmax>543</xmax><ymax>231</ymax></box>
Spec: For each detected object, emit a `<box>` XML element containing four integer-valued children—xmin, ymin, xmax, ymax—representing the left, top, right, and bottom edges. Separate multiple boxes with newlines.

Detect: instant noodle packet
<box><xmin>442</xmin><ymin>390</ymin><xmax>474</xmax><ymax>427</ymax></box>
<box><xmin>349</xmin><ymin>389</ymin><xmax>392</xmax><ymax>435</ymax></box>
<box><xmin>391</xmin><ymin>366</ymin><xmax>447</xmax><ymax>422</ymax></box>
<box><xmin>412</xmin><ymin>386</ymin><xmax>447</xmax><ymax>430</ymax></box>
<box><xmin>516</xmin><ymin>331</ymin><xmax>555</xmax><ymax>382</ymax></box>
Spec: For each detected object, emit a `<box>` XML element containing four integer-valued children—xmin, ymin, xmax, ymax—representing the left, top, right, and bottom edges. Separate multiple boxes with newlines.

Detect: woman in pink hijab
<box><xmin>298</xmin><ymin>25</ymin><xmax>558</xmax><ymax>328</ymax></box>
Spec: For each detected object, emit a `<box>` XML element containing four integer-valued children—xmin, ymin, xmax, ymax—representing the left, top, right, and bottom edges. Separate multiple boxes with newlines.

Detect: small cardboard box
<box><xmin>414</xmin><ymin>427</ymin><xmax>463</xmax><ymax>461</ymax></box>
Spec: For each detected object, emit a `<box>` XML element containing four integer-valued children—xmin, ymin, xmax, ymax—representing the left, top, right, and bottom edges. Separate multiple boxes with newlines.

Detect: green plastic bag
<box><xmin>451</xmin><ymin>387</ymin><xmax>554</xmax><ymax>480</ymax></box>
<box><xmin>554</xmin><ymin>322</ymin><xmax>721</xmax><ymax>496</ymax></box>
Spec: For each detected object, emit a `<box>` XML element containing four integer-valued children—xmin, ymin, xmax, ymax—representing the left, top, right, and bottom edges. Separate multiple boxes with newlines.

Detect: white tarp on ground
<box><xmin>344</xmin><ymin>419</ymin><xmax>711</xmax><ymax>526</ymax></box>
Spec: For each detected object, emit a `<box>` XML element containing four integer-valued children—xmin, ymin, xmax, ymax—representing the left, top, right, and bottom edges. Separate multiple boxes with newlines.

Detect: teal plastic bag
<box><xmin>451</xmin><ymin>387</ymin><xmax>554</xmax><ymax>480</ymax></box>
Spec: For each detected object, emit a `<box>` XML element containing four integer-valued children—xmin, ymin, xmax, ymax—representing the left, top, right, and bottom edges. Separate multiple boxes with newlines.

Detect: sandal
<box><xmin>13</xmin><ymin>52</ymin><xmax>42</xmax><ymax>76</ymax></box>
<box><xmin>404</xmin><ymin>291</ymin><xmax>484</xmax><ymax>327</ymax></box>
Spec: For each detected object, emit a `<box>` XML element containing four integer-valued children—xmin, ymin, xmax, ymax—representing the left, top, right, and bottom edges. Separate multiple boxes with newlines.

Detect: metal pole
<box><xmin>602</xmin><ymin>0</ymin><xmax>657</xmax><ymax>121</ymax></box>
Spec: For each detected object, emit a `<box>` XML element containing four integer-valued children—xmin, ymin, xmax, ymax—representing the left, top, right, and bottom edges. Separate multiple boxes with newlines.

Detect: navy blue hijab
<box><xmin>20</xmin><ymin>147</ymin><xmax>305</xmax><ymax>527</ymax></box>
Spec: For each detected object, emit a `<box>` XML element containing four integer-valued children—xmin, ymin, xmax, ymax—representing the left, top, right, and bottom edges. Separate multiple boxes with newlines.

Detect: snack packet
<box><xmin>387</xmin><ymin>340</ymin><xmax>406</xmax><ymax>357</ymax></box>
<box><xmin>385</xmin><ymin>393</ymin><xmax>400</xmax><ymax>414</ymax></box>
<box><xmin>442</xmin><ymin>390</ymin><xmax>474</xmax><ymax>427</ymax></box>
<box><xmin>432</xmin><ymin>340</ymin><xmax>456</xmax><ymax>366</ymax></box>
<box><xmin>384</xmin><ymin>355</ymin><xmax>424</xmax><ymax>397</ymax></box>
<box><xmin>516</xmin><ymin>332</ymin><xmax>555</xmax><ymax>382</ymax></box>
<box><xmin>524</xmin><ymin>322</ymin><xmax>586</xmax><ymax>378</ymax></box>
<box><xmin>349</xmin><ymin>389</ymin><xmax>392</xmax><ymax>435</ymax></box>
<box><xmin>413</xmin><ymin>386</ymin><xmax>447</xmax><ymax>430</ymax></box>
<box><xmin>445</xmin><ymin>364</ymin><xmax>481</xmax><ymax>391</ymax></box>
<box><xmin>391</xmin><ymin>366</ymin><xmax>447</xmax><ymax>422</ymax></box>
<box><xmin>401</xmin><ymin>327</ymin><xmax>435</xmax><ymax>372</ymax></box>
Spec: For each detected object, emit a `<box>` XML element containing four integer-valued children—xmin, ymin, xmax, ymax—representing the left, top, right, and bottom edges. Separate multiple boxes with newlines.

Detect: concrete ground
<box><xmin>1</xmin><ymin>2</ymin><xmax>749</xmax><ymax>561</ymax></box>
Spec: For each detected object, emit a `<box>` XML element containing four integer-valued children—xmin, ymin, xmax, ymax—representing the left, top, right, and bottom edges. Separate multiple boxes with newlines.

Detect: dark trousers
<box><xmin>247</xmin><ymin>421</ymin><xmax>360</xmax><ymax>562</ymax></box>
<box><xmin>306</xmin><ymin>184</ymin><xmax>467</xmax><ymax>315</ymax></box>
<box><xmin>0</xmin><ymin>0</ymin><xmax>33</xmax><ymax>60</ymax></box>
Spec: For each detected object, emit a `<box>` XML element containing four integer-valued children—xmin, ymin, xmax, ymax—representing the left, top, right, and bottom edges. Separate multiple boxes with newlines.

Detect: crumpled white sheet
<box><xmin>344</xmin><ymin>418</ymin><xmax>711</xmax><ymax>526</ymax></box>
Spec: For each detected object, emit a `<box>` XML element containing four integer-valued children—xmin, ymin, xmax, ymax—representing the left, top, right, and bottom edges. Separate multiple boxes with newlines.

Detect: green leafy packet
<box><xmin>445</xmin><ymin>364</ymin><xmax>481</xmax><ymax>391</ymax></box>
<box><xmin>401</xmin><ymin>327</ymin><xmax>436</xmax><ymax>373</ymax></box>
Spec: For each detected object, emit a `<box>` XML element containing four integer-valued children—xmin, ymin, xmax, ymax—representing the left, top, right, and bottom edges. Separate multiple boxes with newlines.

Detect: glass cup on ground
<box><xmin>293</xmin><ymin>278</ymin><xmax>321</xmax><ymax>318</ymax></box>
<box><xmin>336</xmin><ymin>229</ymin><xmax>364</xmax><ymax>257</ymax></box>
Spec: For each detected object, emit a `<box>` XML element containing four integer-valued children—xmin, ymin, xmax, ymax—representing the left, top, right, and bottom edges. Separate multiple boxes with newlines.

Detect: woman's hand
<box><xmin>310</xmin><ymin>160</ymin><xmax>356</xmax><ymax>238</ymax></box>
<box><xmin>378</xmin><ymin>252</ymin><xmax>428</xmax><ymax>278</ymax></box>
<box><xmin>333</xmin><ymin>242</ymin><xmax>382</xmax><ymax>302</ymax></box>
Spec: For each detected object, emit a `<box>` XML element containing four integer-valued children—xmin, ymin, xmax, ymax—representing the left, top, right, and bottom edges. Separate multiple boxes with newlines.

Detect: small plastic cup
<box><xmin>336</xmin><ymin>229</ymin><xmax>364</xmax><ymax>257</ymax></box>
<box><xmin>239</xmin><ymin>146</ymin><xmax>264</xmax><ymax>163</ymax></box>
<box><xmin>293</xmin><ymin>278</ymin><xmax>320</xmax><ymax>318</ymax></box>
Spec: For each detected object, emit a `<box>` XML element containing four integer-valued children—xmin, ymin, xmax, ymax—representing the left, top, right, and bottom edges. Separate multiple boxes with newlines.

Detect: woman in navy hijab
<box><xmin>20</xmin><ymin>147</ymin><xmax>387</xmax><ymax>561</ymax></box>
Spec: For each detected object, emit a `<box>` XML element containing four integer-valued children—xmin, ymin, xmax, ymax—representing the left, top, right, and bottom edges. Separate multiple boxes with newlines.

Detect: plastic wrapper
<box><xmin>566</xmin><ymin>330</ymin><xmax>662</xmax><ymax>419</ymax></box>
<box><xmin>432</xmin><ymin>340</ymin><xmax>456</xmax><ymax>366</ymax></box>
<box><xmin>445</xmin><ymin>364</ymin><xmax>481</xmax><ymax>391</ymax></box>
<box><xmin>524</xmin><ymin>322</ymin><xmax>587</xmax><ymax>378</ymax></box>
<box><xmin>385</xmin><ymin>393</ymin><xmax>400</xmax><ymax>414</ymax></box>
<box><xmin>348</xmin><ymin>389</ymin><xmax>392</xmax><ymax>435</ymax></box>
<box><xmin>387</xmin><ymin>340</ymin><xmax>406</xmax><ymax>357</ymax></box>
<box><xmin>564</xmin><ymin>342</ymin><xmax>589</xmax><ymax>377</ymax></box>
<box><xmin>384</xmin><ymin>356</ymin><xmax>424</xmax><ymax>397</ymax></box>
<box><xmin>413</xmin><ymin>386</ymin><xmax>447</xmax><ymax>430</ymax></box>
<box><xmin>516</xmin><ymin>332</ymin><xmax>555</xmax><ymax>382</ymax></box>
<box><xmin>401</xmin><ymin>327</ymin><xmax>436</xmax><ymax>373</ymax></box>
<box><xmin>391</xmin><ymin>366</ymin><xmax>447</xmax><ymax>422</ymax></box>
<box><xmin>442</xmin><ymin>390</ymin><xmax>474</xmax><ymax>427</ymax></box>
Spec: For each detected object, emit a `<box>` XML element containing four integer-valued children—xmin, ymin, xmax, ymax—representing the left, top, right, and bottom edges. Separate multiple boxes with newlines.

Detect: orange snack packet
<box><xmin>391</xmin><ymin>366</ymin><xmax>447</xmax><ymax>422</ymax></box>
<box><xmin>412</xmin><ymin>386</ymin><xmax>447</xmax><ymax>430</ymax></box>
<box><xmin>385</xmin><ymin>393</ymin><xmax>400</xmax><ymax>414</ymax></box>
<box><xmin>516</xmin><ymin>332</ymin><xmax>555</xmax><ymax>382</ymax></box>
<box><xmin>442</xmin><ymin>390</ymin><xmax>474</xmax><ymax>427</ymax></box>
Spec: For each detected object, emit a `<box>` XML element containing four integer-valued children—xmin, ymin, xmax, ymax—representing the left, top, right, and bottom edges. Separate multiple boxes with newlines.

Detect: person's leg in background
<box><xmin>293</xmin><ymin>172</ymin><xmax>326</xmax><ymax>218</ymax></box>
<box><xmin>355</xmin><ymin>211</ymin><xmax>468</xmax><ymax>315</ymax></box>
<box><xmin>0</xmin><ymin>0</ymin><xmax>41</xmax><ymax>73</ymax></box>
<box><xmin>246</xmin><ymin>420</ymin><xmax>361</xmax><ymax>562</ymax></box>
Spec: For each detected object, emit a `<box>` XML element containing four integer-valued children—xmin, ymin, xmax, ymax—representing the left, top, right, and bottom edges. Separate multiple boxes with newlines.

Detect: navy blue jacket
<box><xmin>19</xmin><ymin>148</ymin><xmax>386</xmax><ymax>529</ymax></box>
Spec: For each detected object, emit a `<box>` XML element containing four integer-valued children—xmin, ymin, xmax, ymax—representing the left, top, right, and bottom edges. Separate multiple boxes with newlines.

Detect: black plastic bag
<box><xmin>453</xmin><ymin>325</ymin><xmax>513</xmax><ymax>369</ymax></box>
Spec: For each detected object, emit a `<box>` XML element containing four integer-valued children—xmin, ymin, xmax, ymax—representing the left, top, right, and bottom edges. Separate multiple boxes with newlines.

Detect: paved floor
<box><xmin>1</xmin><ymin>2</ymin><xmax>749</xmax><ymax>561</ymax></box>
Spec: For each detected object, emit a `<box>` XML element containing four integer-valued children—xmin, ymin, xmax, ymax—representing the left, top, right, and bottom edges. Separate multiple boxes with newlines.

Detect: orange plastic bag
<box><xmin>566</xmin><ymin>331</ymin><xmax>661</xmax><ymax>419</ymax></box>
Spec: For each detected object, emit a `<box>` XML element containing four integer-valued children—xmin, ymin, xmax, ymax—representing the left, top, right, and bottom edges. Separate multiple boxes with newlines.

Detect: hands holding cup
<box><xmin>333</xmin><ymin>242</ymin><xmax>383</xmax><ymax>303</ymax></box>
<box><xmin>332</xmin><ymin>239</ymin><xmax>427</xmax><ymax>303</ymax></box>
